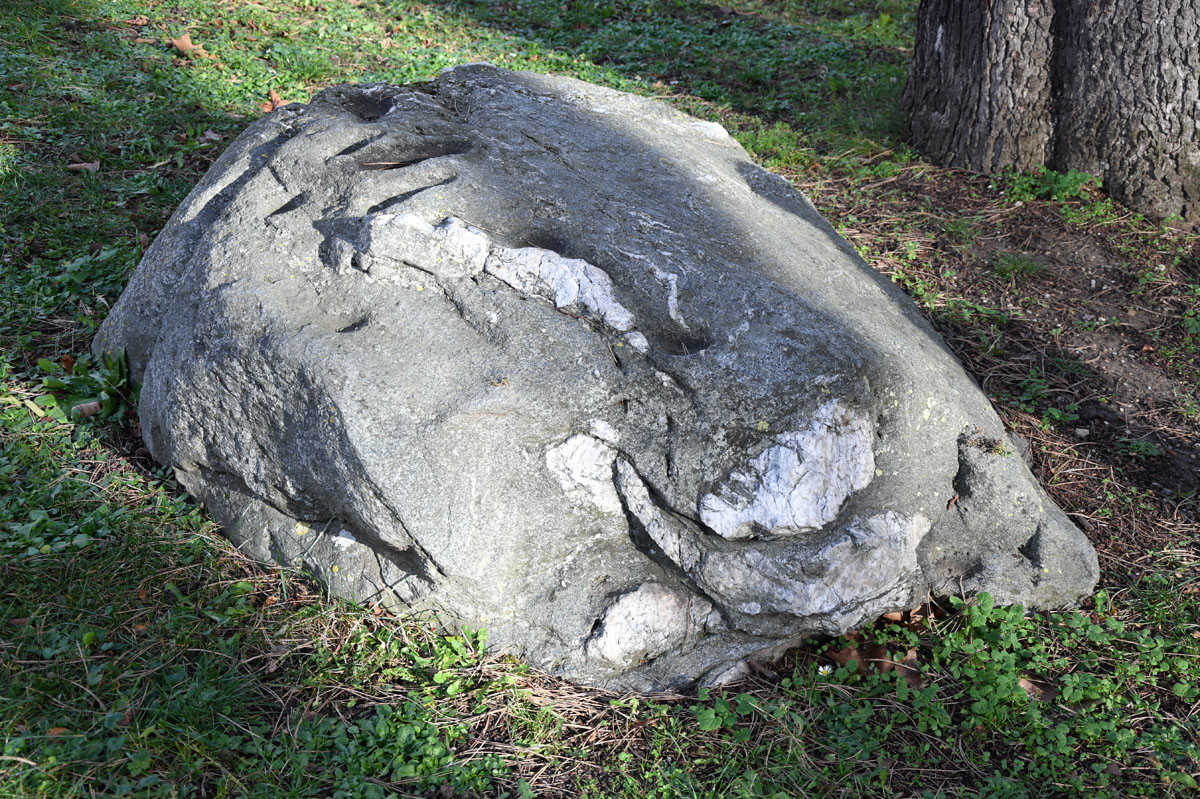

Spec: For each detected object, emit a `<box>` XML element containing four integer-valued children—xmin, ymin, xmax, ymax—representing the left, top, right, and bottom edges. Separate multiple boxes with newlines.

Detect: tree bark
<box><xmin>902</xmin><ymin>0</ymin><xmax>1200</xmax><ymax>225</ymax></box>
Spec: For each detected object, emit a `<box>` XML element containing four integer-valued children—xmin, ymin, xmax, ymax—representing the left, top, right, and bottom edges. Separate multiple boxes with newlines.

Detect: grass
<box><xmin>993</xmin><ymin>252</ymin><xmax>1048</xmax><ymax>282</ymax></box>
<box><xmin>2</xmin><ymin>0</ymin><xmax>1199</xmax><ymax>796</ymax></box>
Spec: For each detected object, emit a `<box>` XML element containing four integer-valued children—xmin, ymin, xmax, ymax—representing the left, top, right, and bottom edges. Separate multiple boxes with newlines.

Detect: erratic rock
<box><xmin>94</xmin><ymin>65</ymin><xmax>1099</xmax><ymax>690</ymax></box>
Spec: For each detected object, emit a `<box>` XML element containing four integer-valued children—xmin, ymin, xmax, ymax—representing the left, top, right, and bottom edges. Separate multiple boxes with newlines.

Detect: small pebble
<box><xmin>1074</xmin><ymin>428</ymin><xmax>1090</xmax><ymax>438</ymax></box>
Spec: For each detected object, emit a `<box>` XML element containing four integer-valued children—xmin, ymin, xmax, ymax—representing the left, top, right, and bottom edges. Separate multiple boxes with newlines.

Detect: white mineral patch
<box><xmin>624</xmin><ymin>331</ymin><xmax>649</xmax><ymax>353</ymax></box>
<box><xmin>614</xmin><ymin>460</ymin><xmax>702</xmax><ymax>570</ymax></box>
<box><xmin>589</xmin><ymin>419</ymin><xmax>620</xmax><ymax>444</ymax></box>
<box><xmin>649</xmin><ymin>264</ymin><xmax>687</xmax><ymax>328</ymax></box>
<box><xmin>360</xmin><ymin>214</ymin><xmax>490</xmax><ymax>279</ymax></box>
<box><xmin>546</xmin><ymin>434</ymin><xmax>622</xmax><ymax>515</ymax></box>
<box><xmin>364</xmin><ymin>215</ymin><xmax>645</xmax><ymax>340</ymax></box>
<box><xmin>727</xmin><ymin>319</ymin><xmax>751</xmax><ymax>345</ymax></box>
<box><xmin>333</xmin><ymin>528</ymin><xmax>358</xmax><ymax>549</ymax></box>
<box><xmin>691</xmin><ymin>119</ymin><xmax>732</xmax><ymax>141</ymax></box>
<box><xmin>587</xmin><ymin>582</ymin><xmax>714</xmax><ymax>666</ymax></box>
<box><xmin>698</xmin><ymin>401</ymin><xmax>875</xmax><ymax>539</ymax></box>
<box><xmin>485</xmin><ymin>246</ymin><xmax>636</xmax><ymax>331</ymax></box>
<box><xmin>698</xmin><ymin>511</ymin><xmax>930</xmax><ymax>621</ymax></box>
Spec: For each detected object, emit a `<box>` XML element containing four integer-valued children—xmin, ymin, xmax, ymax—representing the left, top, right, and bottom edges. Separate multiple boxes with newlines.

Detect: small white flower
<box><xmin>818</xmin><ymin>664</ymin><xmax>833</xmax><ymax>675</ymax></box>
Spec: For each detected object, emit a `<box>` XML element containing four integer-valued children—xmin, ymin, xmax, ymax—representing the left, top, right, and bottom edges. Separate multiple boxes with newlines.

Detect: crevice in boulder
<box><xmin>312</xmin><ymin>216</ymin><xmax>357</xmax><ymax>273</ymax></box>
<box><xmin>335</xmin><ymin>316</ymin><xmax>370</xmax><ymax>334</ymax></box>
<box><xmin>335</xmin><ymin>90</ymin><xmax>394</xmax><ymax>122</ymax></box>
<box><xmin>360</xmin><ymin>140</ymin><xmax>473</xmax><ymax>171</ymax></box>
<box><xmin>180</xmin><ymin>138</ymin><xmax>283</xmax><ymax>227</ymax></box>
<box><xmin>612</xmin><ymin>457</ymin><xmax>730</xmax><ymax>627</ymax></box>
<box><xmin>333</xmin><ymin>133</ymin><xmax>386</xmax><ymax>158</ymax></box>
<box><xmin>1019</xmin><ymin>526</ymin><xmax>1044</xmax><ymax>568</ymax></box>
<box><xmin>364</xmin><ymin>176</ymin><xmax>456</xmax><ymax>216</ymax></box>
<box><xmin>268</xmin><ymin>192</ymin><xmax>310</xmax><ymax>219</ymax></box>
<box><xmin>441</xmin><ymin>284</ymin><xmax>504</xmax><ymax>343</ymax></box>
<box><xmin>654</xmin><ymin>331</ymin><xmax>714</xmax><ymax>356</ymax></box>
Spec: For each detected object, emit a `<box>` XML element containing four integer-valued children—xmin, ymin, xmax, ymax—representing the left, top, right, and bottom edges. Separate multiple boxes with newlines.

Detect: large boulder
<box><xmin>95</xmin><ymin>65</ymin><xmax>1098</xmax><ymax>690</ymax></box>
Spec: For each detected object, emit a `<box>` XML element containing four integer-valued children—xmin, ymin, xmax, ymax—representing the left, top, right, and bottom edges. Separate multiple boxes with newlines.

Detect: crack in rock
<box><xmin>615</xmin><ymin>458</ymin><xmax>703</xmax><ymax>571</ymax></box>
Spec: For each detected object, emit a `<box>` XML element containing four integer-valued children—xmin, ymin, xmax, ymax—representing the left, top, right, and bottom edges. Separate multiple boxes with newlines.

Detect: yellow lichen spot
<box><xmin>332</xmin><ymin>564</ymin><xmax>339</xmax><ymax>573</ymax></box>
<box><xmin>416</xmin><ymin>284</ymin><xmax>424</xmax><ymax>291</ymax></box>
<box><xmin>295</xmin><ymin>522</ymin><xmax>310</xmax><ymax>537</ymax></box>
<box><xmin>756</xmin><ymin>420</ymin><xmax>769</xmax><ymax>432</ymax></box>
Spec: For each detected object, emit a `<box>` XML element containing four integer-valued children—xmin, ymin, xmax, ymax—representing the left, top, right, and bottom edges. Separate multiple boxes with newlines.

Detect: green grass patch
<box><xmin>992</xmin><ymin>251</ymin><xmax>1048</xmax><ymax>282</ymax></box>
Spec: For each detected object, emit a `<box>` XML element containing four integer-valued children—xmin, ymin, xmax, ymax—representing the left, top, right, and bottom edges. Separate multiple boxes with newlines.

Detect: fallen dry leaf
<box><xmin>826</xmin><ymin>644</ymin><xmax>862</xmax><ymax>672</ymax></box>
<box><xmin>896</xmin><ymin>647</ymin><xmax>926</xmax><ymax>688</ymax></box>
<box><xmin>861</xmin><ymin>642</ymin><xmax>891</xmax><ymax>674</ymax></box>
<box><xmin>47</xmin><ymin>727</ymin><xmax>69</xmax><ymax>737</ymax></box>
<box><xmin>260</xmin><ymin>88</ymin><xmax>290</xmax><ymax>113</ymax></box>
<box><xmin>881</xmin><ymin>611</ymin><xmax>904</xmax><ymax>622</ymax></box>
<box><xmin>138</xmin><ymin>232</ymin><xmax>151</xmax><ymax>248</ymax></box>
<box><xmin>133</xmin><ymin>37</ymin><xmax>157</xmax><ymax>44</ymax></box>
<box><xmin>258</xmin><ymin>88</ymin><xmax>290</xmax><ymax>112</ymax></box>
<box><xmin>60</xmin><ymin>354</ymin><xmax>74</xmax><ymax>371</ymax></box>
<box><xmin>65</xmin><ymin>161</ymin><xmax>100</xmax><ymax>174</ymax></box>
<box><xmin>128</xmin><ymin>14</ymin><xmax>149</xmax><ymax>25</ymax></box>
<box><xmin>116</xmin><ymin>707</ymin><xmax>135</xmax><ymax>727</ymax></box>
<box><xmin>1019</xmin><ymin>676</ymin><xmax>1059</xmax><ymax>702</ymax></box>
<box><xmin>200</xmin><ymin>129</ymin><xmax>223</xmax><ymax>142</ymax></box>
<box><xmin>9</xmin><ymin>617</ymin><xmax>30</xmax><ymax>626</ymax></box>
<box><xmin>170</xmin><ymin>33</ymin><xmax>208</xmax><ymax>57</ymax></box>
<box><xmin>7</xmin><ymin>83</ymin><xmax>27</xmax><ymax>92</ymax></box>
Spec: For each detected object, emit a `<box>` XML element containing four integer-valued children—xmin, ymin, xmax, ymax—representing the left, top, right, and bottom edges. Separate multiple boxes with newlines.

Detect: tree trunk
<box><xmin>902</xmin><ymin>0</ymin><xmax>1200</xmax><ymax>225</ymax></box>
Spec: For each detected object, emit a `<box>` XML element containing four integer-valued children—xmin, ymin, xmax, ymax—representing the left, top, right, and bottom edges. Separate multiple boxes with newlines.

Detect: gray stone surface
<box><xmin>94</xmin><ymin>65</ymin><xmax>1099</xmax><ymax>690</ymax></box>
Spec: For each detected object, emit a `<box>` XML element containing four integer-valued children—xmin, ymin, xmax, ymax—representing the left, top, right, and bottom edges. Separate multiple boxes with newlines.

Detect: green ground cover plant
<box><xmin>3</xmin><ymin>0</ymin><xmax>1198</xmax><ymax>796</ymax></box>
